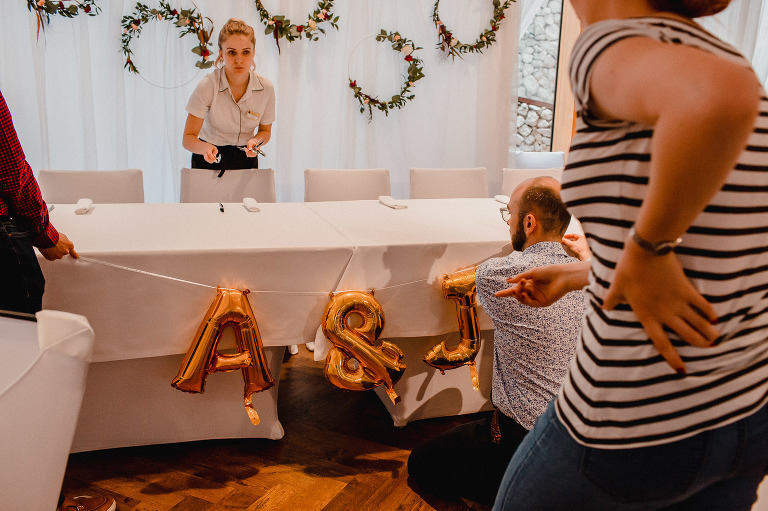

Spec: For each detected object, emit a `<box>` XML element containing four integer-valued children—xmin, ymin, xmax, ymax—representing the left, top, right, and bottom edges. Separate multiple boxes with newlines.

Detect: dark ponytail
<box><xmin>648</xmin><ymin>0</ymin><xmax>731</xmax><ymax>18</ymax></box>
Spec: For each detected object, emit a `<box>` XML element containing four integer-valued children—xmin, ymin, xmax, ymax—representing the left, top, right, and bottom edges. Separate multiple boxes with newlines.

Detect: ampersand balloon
<box><xmin>322</xmin><ymin>290</ymin><xmax>406</xmax><ymax>404</ymax></box>
<box><xmin>172</xmin><ymin>287</ymin><xmax>274</xmax><ymax>425</ymax></box>
<box><xmin>424</xmin><ymin>266</ymin><xmax>481</xmax><ymax>390</ymax></box>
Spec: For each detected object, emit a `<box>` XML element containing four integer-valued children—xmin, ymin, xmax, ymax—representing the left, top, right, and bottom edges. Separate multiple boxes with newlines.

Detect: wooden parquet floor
<box><xmin>60</xmin><ymin>347</ymin><xmax>491</xmax><ymax>511</ymax></box>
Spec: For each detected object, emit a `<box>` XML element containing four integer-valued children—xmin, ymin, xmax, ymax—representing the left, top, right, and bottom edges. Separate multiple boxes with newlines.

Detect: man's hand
<box><xmin>561</xmin><ymin>234</ymin><xmax>591</xmax><ymax>261</ymax></box>
<box><xmin>39</xmin><ymin>233</ymin><xmax>78</xmax><ymax>261</ymax></box>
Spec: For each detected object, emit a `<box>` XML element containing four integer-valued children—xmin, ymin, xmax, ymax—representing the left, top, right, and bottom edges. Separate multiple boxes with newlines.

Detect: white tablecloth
<box><xmin>306</xmin><ymin>199</ymin><xmax>512</xmax><ymax>424</ymax></box>
<box><xmin>38</xmin><ymin>199</ymin><xmax>519</xmax><ymax>443</ymax></box>
<box><xmin>306</xmin><ymin>199</ymin><xmax>511</xmax><ymax>352</ymax></box>
<box><xmin>41</xmin><ymin>203</ymin><xmax>356</xmax><ymax>361</ymax></box>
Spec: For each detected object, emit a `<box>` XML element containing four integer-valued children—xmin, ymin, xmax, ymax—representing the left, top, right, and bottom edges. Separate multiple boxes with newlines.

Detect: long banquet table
<box><xmin>39</xmin><ymin>199</ymin><xmax>514</xmax><ymax>450</ymax></box>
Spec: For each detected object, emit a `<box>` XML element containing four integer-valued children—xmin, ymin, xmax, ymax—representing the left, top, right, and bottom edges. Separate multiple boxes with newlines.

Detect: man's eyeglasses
<box><xmin>500</xmin><ymin>207</ymin><xmax>512</xmax><ymax>223</ymax></box>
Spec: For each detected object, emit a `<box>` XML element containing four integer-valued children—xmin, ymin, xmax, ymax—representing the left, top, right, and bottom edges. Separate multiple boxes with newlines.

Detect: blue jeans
<box><xmin>0</xmin><ymin>217</ymin><xmax>44</xmax><ymax>313</ymax></box>
<box><xmin>493</xmin><ymin>400</ymin><xmax>768</xmax><ymax>510</ymax></box>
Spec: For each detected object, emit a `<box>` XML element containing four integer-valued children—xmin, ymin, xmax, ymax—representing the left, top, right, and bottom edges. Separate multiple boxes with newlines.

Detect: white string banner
<box><xmin>76</xmin><ymin>256</ymin><xmax>429</xmax><ymax>295</ymax></box>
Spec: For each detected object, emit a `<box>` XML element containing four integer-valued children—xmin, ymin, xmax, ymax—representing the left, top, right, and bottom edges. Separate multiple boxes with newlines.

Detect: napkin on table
<box><xmin>243</xmin><ymin>197</ymin><xmax>260</xmax><ymax>212</ymax></box>
<box><xmin>378</xmin><ymin>195</ymin><xmax>407</xmax><ymax>209</ymax></box>
<box><xmin>74</xmin><ymin>198</ymin><xmax>94</xmax><ymax>215</ymax></box>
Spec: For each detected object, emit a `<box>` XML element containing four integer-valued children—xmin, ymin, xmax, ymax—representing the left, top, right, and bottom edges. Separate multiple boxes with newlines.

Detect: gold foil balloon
<box><xmin>424</xmin><ymin>266</ymin><xmax>481</xmax><ymax>390</ymax></box>
<box><xmin>172</xmin><ymin>287</ymin><xmax>274</xmax><ymax>425</ymax></box>
<box><xmin>322</xmin><ymin>290</ymin><xmax>406</xmax><ymax>404</ymax></box>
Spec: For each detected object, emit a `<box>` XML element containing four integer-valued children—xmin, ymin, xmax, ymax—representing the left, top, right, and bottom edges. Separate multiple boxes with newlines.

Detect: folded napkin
<box><xmin>378</xmin><ymin>195</ymin><xmax>407</xmax><ymax>209</ymax></box>
<box><xmin>74</xmin><ymin>198</ymin><xmax>94</xmax><ymax>215</ymax></box>
<box><xmin>243</xmin><ymin>197</ymin><xmax>260</xmax><ymax>212</ymax></box>
<box><xmin>494</xmin><ymin>194</ymin><xmax>510</xmax><ymax>204</ymax></box>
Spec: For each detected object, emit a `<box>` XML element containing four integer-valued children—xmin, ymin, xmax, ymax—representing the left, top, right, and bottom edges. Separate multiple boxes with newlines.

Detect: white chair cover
<box><xmin>37</xmin><ymin>169</ymin><xmax>145</xmax><ymax>203</ymax></box>
<box><xmin>501</xmin><ymin>167</ymin><xmax>564</xmax><ymax>196</ymax></box>
<box><xmin>0</xmin><ymin>310</ymin><xmax>94</xmax><ymax>511</ymax></box>
<box><xmin>180</xmin><ymin>168</ymin><xmax>277</xmax><ymax>203</ymax></box>
<box><xmin>514</xmin><ymin>151</ymin><xmax>566</xmax><ymax>169</ymax></box>
<box><xmin>409</xmin><ymin>167</ymin><xmax>489</xmax><ymax>199</ymax></box>
<box><xmin>304</xmin><ymin>168</ymin><xmax>391</xmax><ymax>202</ymax></box>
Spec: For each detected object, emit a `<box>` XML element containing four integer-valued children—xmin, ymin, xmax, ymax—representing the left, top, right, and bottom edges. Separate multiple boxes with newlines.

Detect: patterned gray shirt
<box><xmin>475</xmin><ymin>242</ymin><xmax>586</xmax><ymax>429</ymax></box>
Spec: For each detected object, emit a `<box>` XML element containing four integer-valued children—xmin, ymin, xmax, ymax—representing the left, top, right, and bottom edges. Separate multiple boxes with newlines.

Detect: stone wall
<box><xmin>515</xmin><ymin>0</ymin><xmax>562</xmax><ymax>152</ymax></box>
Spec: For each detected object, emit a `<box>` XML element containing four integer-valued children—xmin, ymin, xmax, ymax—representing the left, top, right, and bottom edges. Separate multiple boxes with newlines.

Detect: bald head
<box><xmin>507</xmin><ymin>177</ymin><xmax>571</xmax><ymax>249</ymax></box>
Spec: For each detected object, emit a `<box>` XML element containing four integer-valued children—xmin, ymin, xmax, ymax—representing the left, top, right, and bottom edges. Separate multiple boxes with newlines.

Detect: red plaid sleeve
<box><xmin>0</xmin><ymin>91</ymin><xmax>58</xmax><ymax>248</ymax></box>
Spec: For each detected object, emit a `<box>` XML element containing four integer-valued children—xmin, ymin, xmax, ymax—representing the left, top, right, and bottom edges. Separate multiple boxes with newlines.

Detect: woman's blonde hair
<box><xmin>648</xmin><ymin>0</ymin><xmax>732</xmax><ymax>18</ymax></box>
<box><xmin>215</xmin><ymin>18</ymin><xmax>256</xmax><ymax>67</ymax></box>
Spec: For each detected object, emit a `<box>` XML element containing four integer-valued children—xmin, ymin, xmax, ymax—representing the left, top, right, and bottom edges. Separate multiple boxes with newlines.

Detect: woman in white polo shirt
<box><xmin>183</xmin><ymin>18</ymin><xmax>275</xmax><ymax>173</ymax></box>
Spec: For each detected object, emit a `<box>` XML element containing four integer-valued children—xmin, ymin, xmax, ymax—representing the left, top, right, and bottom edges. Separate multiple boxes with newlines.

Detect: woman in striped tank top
<box><xmin>493</xmin><ymin>0</ymin><xmax>768</xmax><ymax>509</ymax></box>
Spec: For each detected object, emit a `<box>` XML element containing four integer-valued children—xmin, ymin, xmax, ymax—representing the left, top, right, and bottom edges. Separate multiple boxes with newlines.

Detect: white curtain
<box><xmin>699</xmin><ymin>0</ymin><xmax>768</xmax><ymax>86</ymax></box>
<box><xmin>519</xmin><ymin>0</ymin><xmax>546</xmax><ymax>40</ymax></box>
<box><xmin>0</xmin><ymin>0</ymin><xmax>520</xmax><ymax>203</ymax></box>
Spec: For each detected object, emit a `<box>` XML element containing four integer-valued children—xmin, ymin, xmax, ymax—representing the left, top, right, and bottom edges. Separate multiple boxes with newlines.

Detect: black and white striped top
<box><xmin>557</xmin><ymin>17</ymin><xmax>768</xmax><ymax>448</ymax></box>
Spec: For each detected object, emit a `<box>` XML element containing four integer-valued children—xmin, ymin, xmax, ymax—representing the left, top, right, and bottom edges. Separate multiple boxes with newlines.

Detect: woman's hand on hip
<box><xmin>603</xmin><ymin>242</ymin><xmax>719</xmax><ymax>374</ymax></box>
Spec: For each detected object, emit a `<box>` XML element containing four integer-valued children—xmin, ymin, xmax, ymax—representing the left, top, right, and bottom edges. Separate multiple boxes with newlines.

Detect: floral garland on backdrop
<box><xmin>254</xmin><ymin>0</ymin><xmax>338</xmax><ymax>54</ymax></box>
<box><xmin>432</xmin><ymin>0</ymin><xmax>515</xmax><ymax>58</ymax></box>
<box><xmin>26</xmin><ymin>0</ymin><xmax>100</xmax><ymax>36</ymax></box>
<box><xmin>121</xmin><ymin>1</ymin><xmax>213</xmax><ymax>75</ymax></box>
<box><xmin>349</xmin><ymin>30</ymin><xmax>425</xmax><ymax>120</ymax></box>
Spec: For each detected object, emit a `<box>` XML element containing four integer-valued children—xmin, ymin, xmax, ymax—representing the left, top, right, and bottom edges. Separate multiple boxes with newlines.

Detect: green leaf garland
<box><xmin>121</xmin><ymin>1</ymin><xmax>214</xmax><ymax>74</ymax></box>
<box><xmin>254</xmin><ymin>0</ymin><xmax>339</xmax><ymax>53</ymax></box>
<box><xmin>26</xmin><ymin>0</ymin><xmax>100</xmax><ymax>36</ymax></box>
<box><xmin>349</xmin><ymin>30</ymin><xmax>425</xmax><ymax>120</ymax></box>
<box><xmin>432</xmin><ymin>0</ymin><xmax>515</xmax><ymax>58</ymax></box>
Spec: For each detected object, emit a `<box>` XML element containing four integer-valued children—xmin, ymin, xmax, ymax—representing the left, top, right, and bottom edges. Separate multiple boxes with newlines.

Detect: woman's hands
<box><xmin>604</xmin><ymin>241</ymin><xmax>719</xmax><ymax>374</ymax></box>
<box><xmin>203</xmin><ymin>143</ymin><xmax>218</xmax><ymax>164</ymax></box>
<box><xmin>245</xmin><ymin>125</ymin><xmax>272</xmax><ymax>157</ymax></box>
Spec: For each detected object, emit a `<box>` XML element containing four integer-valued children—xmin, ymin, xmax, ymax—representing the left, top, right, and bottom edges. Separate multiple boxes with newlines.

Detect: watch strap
<box><xmin>629</xmin><ymin>226</ymin><xmax>682</xmax><ymax>255</ymax></box>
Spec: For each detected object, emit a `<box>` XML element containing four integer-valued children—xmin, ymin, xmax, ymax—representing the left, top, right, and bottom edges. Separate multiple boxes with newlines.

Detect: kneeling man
<box><xmin>407</xmin><ymin>177</ymin><xmax>588</xmax><ymax>506</ymax></box>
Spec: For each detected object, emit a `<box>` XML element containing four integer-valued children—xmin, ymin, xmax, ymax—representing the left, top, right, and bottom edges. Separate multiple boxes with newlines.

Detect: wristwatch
<box><xmin>628</xmin><ymin>226</ymin><xmax>682</xmax><ymax>255</ymax></box>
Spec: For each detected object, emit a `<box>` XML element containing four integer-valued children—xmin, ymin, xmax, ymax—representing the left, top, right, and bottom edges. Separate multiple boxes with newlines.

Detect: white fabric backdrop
<box><xmin>699</xmin><ymin>0</ymin><xmax>768</xmax><ymax>86</ymax></box>
<box><xmin>0</xmin><ymin>0</ymin><xmax>521</xmax><ymax>203</ymax></box>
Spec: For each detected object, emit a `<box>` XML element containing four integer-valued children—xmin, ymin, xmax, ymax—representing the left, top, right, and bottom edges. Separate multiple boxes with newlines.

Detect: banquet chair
<box><xmin>0</xmin><ymin>310</ymin><xmax>94</xmax><ymax>511</ymax></box>
<box><xmin>37</xmin><ymin>168</ymin><xmax>145</xmax><ymax>203</ymax></box>
<box><xmin>501</xmin><ymin>167</ymin><xmax>564</xmax><ymax>196</ymax></box>
<box><xmin>409</xmin><ymin>167</ymin><xmax>488</xmax><ymax>199</ymax></box>
<box><xmin>304</xmin><ymin>168</ymin><xmax>391</xmax><ymax>202</ymax></box>
<box><xmin>514</xmin><ymin>151</ymin><xmax>565</xmax><ymax>169</ymax></box>
<box><xmin>180</xmin><ymin>168</ymin><xmax>277</xmax><ymax>203</ymax></box>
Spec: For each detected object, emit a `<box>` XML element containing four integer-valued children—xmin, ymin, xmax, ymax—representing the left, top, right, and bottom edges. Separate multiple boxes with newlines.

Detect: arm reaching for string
<box><xmin>495</xmin><ymin>260</ymin><xmax>590</xmax><ymax>307</ymax></box>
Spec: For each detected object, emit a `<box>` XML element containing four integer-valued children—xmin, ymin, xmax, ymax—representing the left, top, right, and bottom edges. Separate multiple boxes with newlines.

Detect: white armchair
<box><xmin>37</xmin><ymin>169</ymin><xmax>145</xmax><ymax>203</ymax></box>
<box><xmin>409</xmin><ymin>167</ymin><xmax>489</xmax><ymax>199</ymax></box>
<box><xmin>304</xmin><ymin>168</ymin><xmax>391</xmax><ymax>202</ymax></box>
<box><xmin>0</xmin><ymin>310</ymin><xmax>94</xmax><ymax>511</ymax></box>
<box><xmin>180</xmin><ymin>167</ymin><xmax>277</xmax><ymax>203</ymax></box>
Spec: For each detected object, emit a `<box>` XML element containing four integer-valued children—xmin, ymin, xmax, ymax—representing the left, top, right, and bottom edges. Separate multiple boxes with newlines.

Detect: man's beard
<box><xmin>512</xmin><ymin>214</ymin><xmax>527</xmax><ymax>252</ymax></box>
